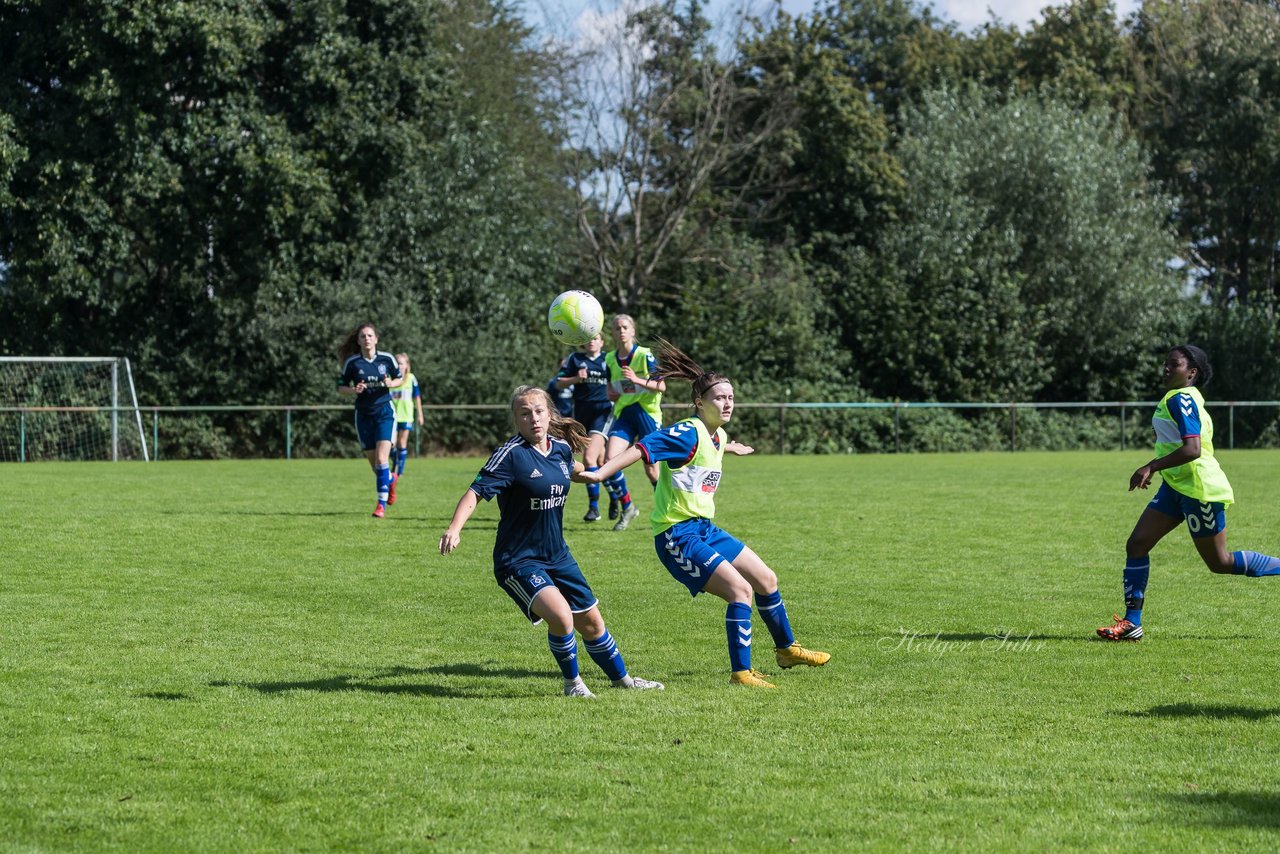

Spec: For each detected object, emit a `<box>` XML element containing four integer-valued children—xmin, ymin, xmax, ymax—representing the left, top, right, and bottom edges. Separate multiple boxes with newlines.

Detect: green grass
<box><xmin>3</xmin><ymin>452</ymin><xmax>1280</xmax><ymax>851</ymax></box>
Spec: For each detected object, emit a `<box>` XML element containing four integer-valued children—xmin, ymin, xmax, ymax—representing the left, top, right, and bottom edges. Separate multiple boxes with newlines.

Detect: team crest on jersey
<box><xmin>701</xmin><ymin>471</ymin><xmax>721</xmax><ymax>493</ymax></box>
<box><xmin>378</xmin><ymin>364</ymin><xmax>387</xmax><ymax>375</ymax></box>
<box><xmin>559</xmin><ymin>462</ymin><xmax>571</xmax><ymax>478</ymax></box>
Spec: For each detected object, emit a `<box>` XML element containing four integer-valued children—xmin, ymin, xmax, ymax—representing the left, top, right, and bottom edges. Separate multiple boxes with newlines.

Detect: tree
<box><xmin>1017</xmin><ymin>0</ymin><xmax>1134</xmax><ymax>111</ymax></box>
<box><xmin>0</xmin><ymin>0</ymin><xmax>577</xmax><ymax>454</ymax></box>
<box><xmin>561</xmin><ymin>0</ymin><xmax>794</xmax><ymax>312</ymax></box>
<box><xmin>843</xmin><ymin>87</ymin><xmax>1183</xmax><ymax>401</ymax></box>
<box><xmin>1130</xmin><ymin>0</ymin><xmax>1280</xmax><ymax>306</ymax></box>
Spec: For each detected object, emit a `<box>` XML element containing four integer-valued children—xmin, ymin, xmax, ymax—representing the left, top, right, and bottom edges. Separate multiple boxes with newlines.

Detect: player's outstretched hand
<box><xmin>1129</xmin><ymin>464</ymin><xmax>1154</xmax><ymax>491</ymax></box>
<box><xmin>573</xmin><ymin>468</ymin><xmax>602</xmax><ymax>484</ymax></box>
<box><xmin>439</xmin><ymin>530</ymin><xmax>461</xmax><ymax>555</ymax></box>
<box><xmin>725</xmin><ymin>441</ymin><xmax>754</xmax><ymax>456</ymax></box>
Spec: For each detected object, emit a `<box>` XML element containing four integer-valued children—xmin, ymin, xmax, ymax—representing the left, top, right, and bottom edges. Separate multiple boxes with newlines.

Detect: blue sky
<box><xmin>524</xmin><ymin>0</ymin><xmax>1142</xmax><ymax>40</ymax></box>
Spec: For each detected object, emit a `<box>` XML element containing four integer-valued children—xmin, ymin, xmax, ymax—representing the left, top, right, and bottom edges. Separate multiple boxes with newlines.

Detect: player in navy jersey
<box><xmin>556</xmin><ymin>334</ymin><xmax>612</xmax><ymax>522</ymax></box>
<box><xmin>546</xmin><ymin>355</ymin><xmax>574</xmax><ymax>419</ymax></box>
<box><xmin>438</xmin><ymin>385</ymin><xmax>664</xmax><ymax>697</ymax></box>
<box><xmin>1097</xmin><ymin>345</ymin><xmax>1280</xmax><ymax>641</ymax></box>
<box><xmin>337</xmin><ymin>323</ymin><xmax>404</xmax><ymax>518</ymax></box>
<box><xmin>580</xmin><ymin>340</ymin><xmax>830</xmax><ymax>688</ymax></box>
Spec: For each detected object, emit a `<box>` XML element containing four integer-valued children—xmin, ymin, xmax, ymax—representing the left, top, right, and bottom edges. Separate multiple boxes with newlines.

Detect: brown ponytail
<box><xmin>654</xmin><ymin>338</ymin><xmax>732</xmax><ymax>405</ymax></box>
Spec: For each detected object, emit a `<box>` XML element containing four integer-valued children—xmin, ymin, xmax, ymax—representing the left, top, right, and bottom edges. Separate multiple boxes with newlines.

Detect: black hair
<box><xmin>1171</xmin><ymin>344</ymin><xmax>1213</xmax><ymax>388</ymax></box>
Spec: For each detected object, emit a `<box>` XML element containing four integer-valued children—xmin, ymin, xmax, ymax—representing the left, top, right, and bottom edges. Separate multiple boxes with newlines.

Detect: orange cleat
<box><xmin>1096</xmin><ymin>614</ymin><xmax>1142</xmax><ymax>641</ymax></box>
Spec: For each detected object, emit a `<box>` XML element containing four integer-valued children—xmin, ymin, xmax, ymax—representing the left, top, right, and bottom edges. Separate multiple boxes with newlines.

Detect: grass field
<box><xmin>3</xmin><ymin>451</ymin><xmax>1280</xmax><ymax>851</ymax></box>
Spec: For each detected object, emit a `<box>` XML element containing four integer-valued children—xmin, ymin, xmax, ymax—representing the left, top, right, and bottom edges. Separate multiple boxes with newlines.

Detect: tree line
<box><xmin>1</xmin><ymin>0</ymin><xmax>1277</xmax><ymax>456</ymax></box>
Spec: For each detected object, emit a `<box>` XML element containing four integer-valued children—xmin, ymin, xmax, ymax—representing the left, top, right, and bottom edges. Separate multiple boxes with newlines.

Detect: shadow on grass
<box><xmin>136</xmin><ymin>691</ymin><xmax>193</xmax><ymax>701</ymax></box>
<box><xmin>923</xmin><ymin>632</ymin><xmax>1083</xmax><ymax>642</ymax></box>
<box><xmin>218</xmin><ymin>510</ymin><xmax>490</xmax><ymax>526</ymax></box>
<box><xmin>209</xmin><ymin>661</ymin><xmax>552</xmax><ymax>700</ymax></box>
<box><xmin>1115</xmin><ymin>704</ymin><xmax>1280</xmax><ymax>721</ymax></box>
<box><xmin>1165</xmin><ymin>791</ymin><xmax>1280</xmax><ymax>828</ymax></box>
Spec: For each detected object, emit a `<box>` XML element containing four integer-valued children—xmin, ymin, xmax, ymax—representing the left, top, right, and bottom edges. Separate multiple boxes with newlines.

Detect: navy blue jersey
<box><xmin>637</xmin><ymin>419</ymin><xmax>720</xmax><ymax>467</ymax></box>
<box><xmin>558</xmin><ymin>351</ymin><xmax>611</xmax><ymax>406</ymax></box>
<box><xmin>339</xmin><ymin>351</ymin><xmax>402</xmax><ymax>415</ymax></box>
<box><xmin>547</xmin><ymin>375</ymin><xmax>574</xmax><ymax>417</ymax></box>
<box><xmin>470</xmin><ymin>435</ymin><xmax>576</xmax><ymax>569</ymax></box>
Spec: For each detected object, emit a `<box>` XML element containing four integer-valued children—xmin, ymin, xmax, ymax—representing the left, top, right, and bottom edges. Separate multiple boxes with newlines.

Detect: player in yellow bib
<box><xmin>600</xmin><ymin>314</ymin><xmax>666</xmax><ymax>532</ymax></box>
<box><xmin>1097</xmin><ymin>345</ymin><xmax>1280</xmax><ymax>641</ymax></box>
<box><xmin>580</xmin><ymin>340</ymin><xmax>830</xmax><ymax>687</ymax></box>
<box><xmin>388</xmin><ymin>352</ymin><xmax>424</xmax><ymax>502</ymax></box>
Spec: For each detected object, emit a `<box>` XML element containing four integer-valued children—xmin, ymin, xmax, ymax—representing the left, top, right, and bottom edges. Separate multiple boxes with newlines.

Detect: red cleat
<box><xmin>1096</xmin><ymin>614</ymin><xmax>1142</xmax><ymax>641</ymax></box>
<box><xmin>372</xmin><ymin>502</ymin><xmax>386</xmax><ymax>518</ymax></box>
<box><xmin>387</xmin><ymin>473</ymin><xmax>398</xmax><ymax>506</ymax></box>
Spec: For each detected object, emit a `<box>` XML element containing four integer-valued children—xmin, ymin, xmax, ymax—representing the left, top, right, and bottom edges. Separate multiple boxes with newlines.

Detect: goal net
<box><xmin>0</xmin><ymin>357</ymin><xmax>150</xmax><ymax>462</ymax></box>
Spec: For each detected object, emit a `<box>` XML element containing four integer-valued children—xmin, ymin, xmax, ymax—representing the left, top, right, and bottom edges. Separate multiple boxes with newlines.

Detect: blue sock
<box><xmin>1234</xmin><ymin>550</ymin><xmax>1280</xmax><ymax>577</ymax></box>
<box><xmin>726</xmin><ymin>602</ymin><xmax>752</xmax><ymax>672</ymax></box>
<box><xmin>375</xmin><ymin>463</ymin><xmax>391</xmax><ymax>503</ymax></box>
<box><xmin>547</xmin><ymin>632</ymin><xmax>580</xmax><ymax>680</ymax></box>
<box><xmin>755</xmin><ymin>590</ymin><xmax>795</xmax><ymax>649</ymax></box>
<box><xmin>584</xmin><ymin>630</ymin><xmax>627</xmax><ymax>682</ymax></box>
<box><xmin>1123</xmin><ymin>556</ymin><xmax>1150</xmax><ymax>625</ymax></box>
<box><xmin>606</xmin><ymin>471</ymin><xmax>628</xmax><ymax>503</ymax></box>
<box><xmin>586</xmin><ymin>467</ymin><xmax>600</xmax><ymax>508</ymax></box>
<box><xmin>396</xmin><ymin>448</ymin><xmax>408</xmax><ymax>476</ymax></box>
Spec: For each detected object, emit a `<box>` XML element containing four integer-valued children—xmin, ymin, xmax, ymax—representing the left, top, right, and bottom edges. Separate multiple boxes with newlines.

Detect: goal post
<box><xmin>0</xmin><ymin>357</ymin><xmax>150</xmax><ymax>462</ymax></box>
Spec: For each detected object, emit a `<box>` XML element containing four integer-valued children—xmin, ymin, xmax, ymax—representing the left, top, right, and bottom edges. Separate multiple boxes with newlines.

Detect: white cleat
<box><xmin>613</xmin><ymin>502</ymin><xmax>640</xmax><ymax>531</ymax></box>
<box><xmin>613</xmin><ymin>675</ymin><xmax>665</xmax><ymax>690</ymax></box>
<box><xmin>563</xmin><ymin>677</ymin><xmax>596</xmax><ymax>698</ymax></box>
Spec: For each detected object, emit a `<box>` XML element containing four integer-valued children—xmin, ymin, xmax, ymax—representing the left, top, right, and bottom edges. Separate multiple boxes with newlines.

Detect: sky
<box><xmin>525</xmin><ymin>0</ymin><xmax>1143</xmax><ymax>42</ymax></box>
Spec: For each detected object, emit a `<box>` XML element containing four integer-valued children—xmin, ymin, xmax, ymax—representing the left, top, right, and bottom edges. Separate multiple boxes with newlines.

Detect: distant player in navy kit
<box><xmin>580</xmin><ymin>340</ymin><xmax>829</xmax><ymax>688</ymax></box>
<box><xmin>556</xmin><ymin>333</ymin><xmax>612</xmax><ymax>522</ymax></box>
<box><xmin>546</xmin><ymin>355</ymin><xmax>574</xmax><ymax>419</ymax></box>
<box><xmin>337</xmin><ymin>323</ymin><xmax>404</xmax><ymax>518</ymax></box>
<box><xmin>438</xmin><ymin>385</ymin><xmax>664</xmax><ymax>697</ymax></box>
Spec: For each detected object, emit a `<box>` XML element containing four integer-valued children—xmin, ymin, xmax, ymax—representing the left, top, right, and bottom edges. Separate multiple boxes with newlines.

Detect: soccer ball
<box><xmin>547</xmin><ymin>290</ymin><xmax>604</xmax><ymax>346</ymax></box>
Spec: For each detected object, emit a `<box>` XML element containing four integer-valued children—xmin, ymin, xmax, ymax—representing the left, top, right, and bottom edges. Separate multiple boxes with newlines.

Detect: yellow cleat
<box><xmin>729</xmin><ymin>669</ymin><xmax>777</xmax><ymax>688</ymax></box>
<box><xmin>775</xmin><ymin>643</ymin><xmax>831</xmax><ymax>669</ymax></box>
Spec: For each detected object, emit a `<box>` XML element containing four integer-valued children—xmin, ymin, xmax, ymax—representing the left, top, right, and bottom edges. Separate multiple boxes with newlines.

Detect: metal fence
<box><xmin>4</xmin><ymin>400</ymin><xmax>1280</xmax><ymax>461</ymax></box>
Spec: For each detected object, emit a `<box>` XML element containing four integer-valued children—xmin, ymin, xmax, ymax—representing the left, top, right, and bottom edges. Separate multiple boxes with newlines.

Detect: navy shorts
<box><xmin>354</xmin><ymin>404</ymin><xmax>395</xmax><ymax>450</ymax></box>
<box><xmin>1148</xmin><ymin>481</ymin><xmax>1228</xmax><ymax>539</ymax></box>
<box><xmin>496</xmin><ymin>554</ymin><xmax>599</xmax><ymax>625</ymax></box>
<box><xmin>395</xmin><ymin>421</ymin><xmax>415</xmax><ymax>433</ymax></box>
<box><xmin>655</xmin><ymin>518</ymin><xmax>745</xmax><ymax>596</ymax></box>
<box><xmin>607</xmin><ymin>403</ymin><xmax>659</xmax><ymax>445</ymax></box>
<box><xmin>575</xmin><ymin>403</ymin><xmax>612</xmax><ymax>436</ymax></box>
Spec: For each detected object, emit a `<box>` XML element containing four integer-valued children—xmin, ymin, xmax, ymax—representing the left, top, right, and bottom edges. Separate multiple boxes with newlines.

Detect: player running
<box><xmin>388</xmin><ymin>352</ymin><xmax>424</xmax><ymax>496</ymax></box>
<box><xmin>556</xmin><ymin>333</ymin><xmax>612</xmax><ymax>522</ymax></box>
<box><xmin>337</xmin><ymin>323</ymin><xmax>404</xmax><ymax>518</ymax></box>
<box><xmin>438</xmin><ymin>385</ymin><xmax>664</xmax><ymax>697</ymax></box>
<box><xmin>579</xmin><ymin>340</ymin><xmax>830</xmax><ymax>688</ymax></box>
<box><xmin>601</xmin><ymin>314</ymin><xmax>666</xmax><ymax>531</ymax></box>
<box><xmin>1097</xmin><ymin>345</ymin><xmax>1280</xmax><ymax>641</ymax></box>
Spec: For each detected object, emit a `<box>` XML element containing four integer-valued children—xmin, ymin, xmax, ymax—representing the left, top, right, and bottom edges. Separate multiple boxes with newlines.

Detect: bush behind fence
<box><xmin>5</xmin><ymin>402</ymin><xmax>1280</xmax><ymax>461</ymax></box>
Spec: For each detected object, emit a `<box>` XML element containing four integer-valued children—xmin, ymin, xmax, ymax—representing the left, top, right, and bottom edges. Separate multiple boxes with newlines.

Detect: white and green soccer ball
<box><xmin>547</xmin><ymin>290</ymin><xmax>604</xmax><ymax>346</ymax></box>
